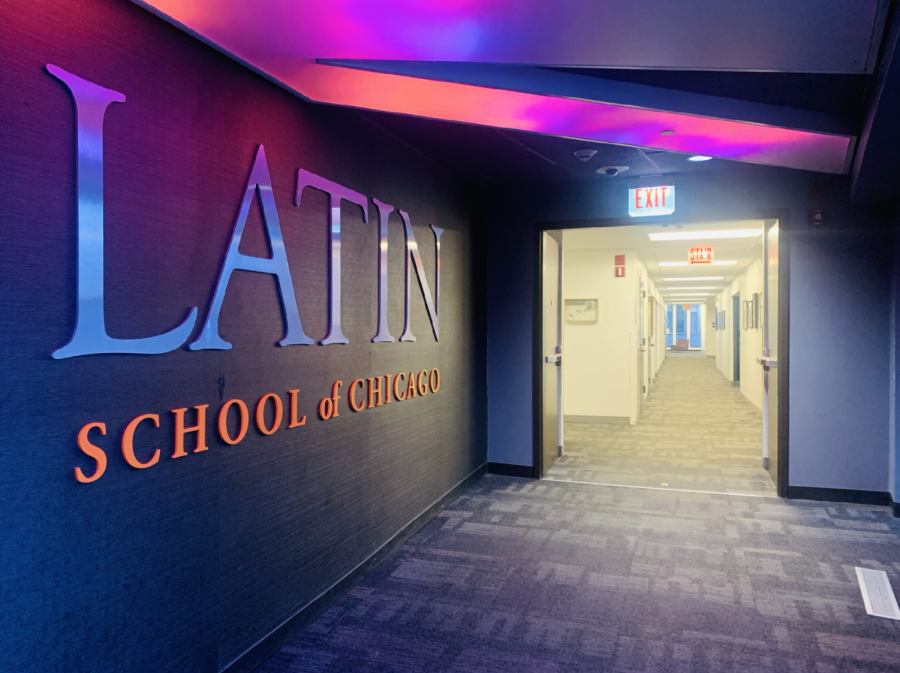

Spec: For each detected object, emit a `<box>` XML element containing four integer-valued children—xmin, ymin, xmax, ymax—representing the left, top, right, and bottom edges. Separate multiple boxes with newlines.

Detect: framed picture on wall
<box><xmin>564</xmin><ymin>299</ymin><xmax>598</xmax><ymax>323</ymax></box>
<box><xmin>742</xmin><ymin>301</ymin><xmax>748</xmax><ymax>330</ymax></box>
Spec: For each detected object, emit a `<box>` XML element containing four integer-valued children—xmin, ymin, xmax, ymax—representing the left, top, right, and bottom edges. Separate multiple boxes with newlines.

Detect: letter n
<box><xmin>399</xmin><ymin>211</ymin><xmax>442</xmax><ymax>342</ymax></box>
<box><xmin>190</xmin><ymin>145</ymin><xmax>312</xmax><ymax>350</ymax></box>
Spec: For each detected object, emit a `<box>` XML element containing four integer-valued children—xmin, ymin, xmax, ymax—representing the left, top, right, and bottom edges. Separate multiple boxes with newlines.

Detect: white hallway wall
<box><xmin>702</xmin><ymin>301</ymin><xmax>717</xmax><ymax>356</ymax></box>
<box><xmin>714</xmin><ymin>258</ymin><xmax>764</xmax><ymax>410</ymax></box>
<box><xmin>561</xmin><ymin>247</ymin><xmax>661</xmax><ymax>424</ymax></box>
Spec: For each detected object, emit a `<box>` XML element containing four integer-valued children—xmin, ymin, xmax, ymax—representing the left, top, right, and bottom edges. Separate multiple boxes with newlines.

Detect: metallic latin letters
<box><xmin>295</xmin><ymin>171</ymin><xmax>368</xmax><ymax>345</ymax></box>
<box><xmin>47</xmin><ymin>67</ymin><xmax>445</xmax><ymax>356</ymax></box>
<box><xmin>399</xmin><ymin>211</ymin><xmax>442</xmax><ymax>342</ymax></box>
<box><xmin>191</xmin><ymin>145</ymin><xmax>312</xmax><ymax>350</ymax></box>
<box><xmin>47</xmin><ymin>65</ymin><xmax>197</xmax><ymax>358</ymax></box>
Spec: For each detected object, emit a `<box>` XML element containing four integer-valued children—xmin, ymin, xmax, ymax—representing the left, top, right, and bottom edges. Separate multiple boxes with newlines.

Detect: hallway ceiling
<box><xmin>133</xmin><ymin>0</ymin><xmax>897</xmax><ymax>178</ymax></box>
<box><xmin>359</xmin><ymin>111</ymin><xmax>775</xmax><ymax>187</ymax></box>
<box><xmin>562</xmin><ymin>220</ymin><xmax>765</xmax><ymax>302</ymax></box>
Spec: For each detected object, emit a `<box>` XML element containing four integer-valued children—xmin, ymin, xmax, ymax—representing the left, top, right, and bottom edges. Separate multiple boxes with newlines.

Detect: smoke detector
<box><xmin>596</xmin><ymin>165</ymin><xmax>629</xmax><ymax>177</ymax></box>
<box><xmin>574</xmin><ymin>149</ymin><xmax>597</xmax><ymax>162</ymax></box>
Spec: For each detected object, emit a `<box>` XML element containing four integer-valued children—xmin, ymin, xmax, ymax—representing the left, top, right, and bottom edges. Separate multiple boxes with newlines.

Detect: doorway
<box><xmin>535</xmin><ymin>218</ymin><xmax>787</xmax><ymax>496</ymax></box>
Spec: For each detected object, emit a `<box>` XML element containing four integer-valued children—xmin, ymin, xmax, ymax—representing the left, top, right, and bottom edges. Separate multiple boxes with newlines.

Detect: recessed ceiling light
<box><xmin>663</xmin><ymin>276</ymin><xmax>724</xmax><ymax>281</ymax></box>
<box><xmin>660</xmin><ymin>129</ymin><xmax>676</xmax><ymax>136</ymax></box>
<box><xmin>688</xmin><ymin>155</ymin><xmax>712</xmax><ymax>162</ymax></box>
<box><xmin>649</xmin><ymin>229</ymin><xmax>762</xmax><ymax>241</ymax></box>
<box><xmin>658</xmin><ymin>260</ymin><xmax>738</xmax><ymax>267</ymax></box>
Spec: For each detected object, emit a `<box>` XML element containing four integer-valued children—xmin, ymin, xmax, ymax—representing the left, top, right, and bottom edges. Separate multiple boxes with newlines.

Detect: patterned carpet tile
<box><xmin>259</xmin><ymin>476</ymin><xmax>900</xmax><ymax>673</ymax></box>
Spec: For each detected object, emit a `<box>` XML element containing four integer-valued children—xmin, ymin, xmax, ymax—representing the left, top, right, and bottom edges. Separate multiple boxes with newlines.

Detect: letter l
<box><xmin>48</xmin><ymin>65</ymin><xmax>197</xmax><ymax>358</ymax></box>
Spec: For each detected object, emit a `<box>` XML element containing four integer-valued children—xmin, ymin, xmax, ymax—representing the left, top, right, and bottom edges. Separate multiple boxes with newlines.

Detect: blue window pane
<box><xmin>676</xmin><ymin>305</ymin><xmax>687</xmax><ymax>341</ymax></box>
<box><xmin>690</xmin><ymin>305</ymin><xmax>701</xmax><ymax>347</ymax></box>
<box><xmin>666</xmin><ymin>305</ymin><xmax>673</xmax><ymax>346</ymax></box>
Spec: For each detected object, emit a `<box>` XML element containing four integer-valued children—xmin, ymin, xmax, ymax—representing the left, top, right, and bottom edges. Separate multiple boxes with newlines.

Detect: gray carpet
<box><xmin>259</xmin><ymin>475</ymin><xmax>900</xmax><ymax>672</ymax></box>
<box><xmin>548</xmin><ymin>354</ymin><xmax>776</xmax><ymax>497</ymax></box>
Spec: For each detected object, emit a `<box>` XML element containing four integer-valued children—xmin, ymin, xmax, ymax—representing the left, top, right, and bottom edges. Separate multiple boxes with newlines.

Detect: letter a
<box><xmin>191</xmin><ymin>145</ymin><xmax>312</xmax><ymax>350</ymax></box>
<box><xmin>47</xmin><ymin>65</ymin><xmax>197</xmax><ymax>358</ymax></box>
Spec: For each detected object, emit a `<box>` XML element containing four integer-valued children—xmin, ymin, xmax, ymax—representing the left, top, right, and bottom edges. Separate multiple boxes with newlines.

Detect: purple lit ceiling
<box><xmin>134</xmin><ymin>0</ymin><xmax>883</xmax><ymax>174</ymax></box>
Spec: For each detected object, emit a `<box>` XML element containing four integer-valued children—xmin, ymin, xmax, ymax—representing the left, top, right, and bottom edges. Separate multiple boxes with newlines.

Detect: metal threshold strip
<box><xmin>542</xmin><ymin>477</ymin><xmax>778</xmax><ymax>498</ymax></box>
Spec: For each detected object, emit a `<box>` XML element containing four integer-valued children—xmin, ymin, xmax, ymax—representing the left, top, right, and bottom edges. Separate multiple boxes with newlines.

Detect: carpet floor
<box><xmin>547</xmin><ymin>352</ymin><xmax>776</xmax><ymax>497</ymax></box>
<box><xmin>259</xmin><ymin>475</ymin><xmax>900</xmax><ymax>673</ymax></box>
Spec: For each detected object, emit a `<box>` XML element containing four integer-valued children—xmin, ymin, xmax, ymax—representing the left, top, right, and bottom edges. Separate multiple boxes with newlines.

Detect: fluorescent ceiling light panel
<box><xmin>658</xmin><ymin>260</ymin><xmax>737</xmax><ymax>266</ymax></box>
<box><xmin>663</xmin><ymin>276</ymin><xmax>723</xmax><ymax>281</ymax></box>
<box><xmin>648</xmin><ymin>230</ymin><xmax>762</xmax><ymax>241</ymax></box>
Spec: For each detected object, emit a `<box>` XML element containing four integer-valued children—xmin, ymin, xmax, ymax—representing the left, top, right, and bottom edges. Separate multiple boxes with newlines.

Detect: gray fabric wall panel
<box><xmin>0</xmin><ymin>1</ymin><xmax>486</xmax><ymax>672</ymax></box>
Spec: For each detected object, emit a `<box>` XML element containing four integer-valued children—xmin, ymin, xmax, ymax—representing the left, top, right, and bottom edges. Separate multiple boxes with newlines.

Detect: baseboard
<box><xmin>222</xmin><ymin>462</ymin><xmax>488</xmax><ymax>673</ymax></box>
<box><xmin>488</xmin><ymin>462</ymin><xmax>535</xmax><ymax>478</ymax></box>
<box><xmin>787</xmin><ymin>485</ymin><xmax>892</xmax><ymax>507</ymax></box>
<box><xmin>564</xmin><ymin>415</ymin><xmax>630</xmax><ymax>425</ymax></box>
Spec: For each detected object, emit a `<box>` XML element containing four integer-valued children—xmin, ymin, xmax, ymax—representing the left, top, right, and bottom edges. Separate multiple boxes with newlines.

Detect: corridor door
<box><xmin>541</xmin><ymin>232</ymin><xmax>562</xmax><ymax>475</ymax></box>
<box><xmin>760</xmin><ymin>221</ymin><xmax>780</xmax><ymax>487</ymax></box>
<box><xmin>638</xmin><ymin>280</ymin><xmax>646</xmax><ymax>412</ymax></box>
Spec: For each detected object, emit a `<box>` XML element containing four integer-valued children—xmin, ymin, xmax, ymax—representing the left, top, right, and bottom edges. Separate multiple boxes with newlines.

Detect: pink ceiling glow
<box><xmin>137</xmin><ymin>0</ymin><xmax>858</xmax><ymax>174</ymax></box>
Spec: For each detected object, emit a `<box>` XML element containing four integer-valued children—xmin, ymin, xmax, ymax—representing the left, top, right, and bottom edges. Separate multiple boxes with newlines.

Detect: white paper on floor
<box><xmin>856</xmin><ymin>567</ymin><xmax>900</xmax><ymax>620</ymax></box>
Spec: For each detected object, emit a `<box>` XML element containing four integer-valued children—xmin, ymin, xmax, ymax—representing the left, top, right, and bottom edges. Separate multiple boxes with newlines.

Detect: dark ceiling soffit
<box><xmin>852</xmin><ymin>0</ymin><xmax>900</xmax><ymax>201</ymax></box>
<box><xmin>320</xmin><ymin>60</ymin><xmax>857</xmax><ymax>137</ymax></box>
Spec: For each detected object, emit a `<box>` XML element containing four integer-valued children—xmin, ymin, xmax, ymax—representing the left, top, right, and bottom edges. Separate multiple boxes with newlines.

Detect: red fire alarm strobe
<box><xmin>615</xmin><ymin>254</ymin><xmax>625</xmax><ymax>265</ymax></box>
<box><xmin>689</xmin><ymin>247</ymin><xmax>714</xmax><ymax>264</ymax></box>
<box><xmin>615</xmin><ymin>266</ymin><xmax>626</xmax><ymax>278</ymax></box>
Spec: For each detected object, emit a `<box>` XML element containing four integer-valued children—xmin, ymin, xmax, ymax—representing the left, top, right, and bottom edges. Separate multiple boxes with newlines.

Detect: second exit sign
<box><xmin>689</xmin><ymin>247</ymin><xmax>714</xmax><ymax>264</ymax></box>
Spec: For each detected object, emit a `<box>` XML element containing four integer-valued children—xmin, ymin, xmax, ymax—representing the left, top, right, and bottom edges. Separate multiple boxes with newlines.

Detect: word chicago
<box><xmin>47</xmin><ymin>64</ymin><xmax>442</xmax><ymax>359</ymax></box>
<box><xmin>75</xmin><ymin>369</ymin><xmax>440</xmax><ymax>483</ymax></box>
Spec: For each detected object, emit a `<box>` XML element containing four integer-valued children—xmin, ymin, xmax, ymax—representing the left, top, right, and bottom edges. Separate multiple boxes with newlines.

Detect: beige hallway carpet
<box><xmin>546</xmin><ymin>352</ymin><xmax>777</xmax><ymax>496</ymax></box>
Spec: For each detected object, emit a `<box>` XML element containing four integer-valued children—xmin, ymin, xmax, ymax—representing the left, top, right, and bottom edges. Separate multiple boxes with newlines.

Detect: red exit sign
<box><xmin>628</xmin><ymin>185</ymin><xmax>674</xmax><ymax>217</ymax></box>
<box><xmin>689</xmin><ymin>247</ymin><xmax>714</xmax><ymax>264</ymax></box>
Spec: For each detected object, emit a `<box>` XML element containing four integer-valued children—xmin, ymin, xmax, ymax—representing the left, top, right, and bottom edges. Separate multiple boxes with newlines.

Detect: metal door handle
<box><xmin>545</xmin><ymin>355</ymin><xmax>562</xmax><ymax>366</ymax></box>
<box><xmin>756</xmin><ymin>357</ymin><xmax>778</xmax><ymax>369</ymax></box>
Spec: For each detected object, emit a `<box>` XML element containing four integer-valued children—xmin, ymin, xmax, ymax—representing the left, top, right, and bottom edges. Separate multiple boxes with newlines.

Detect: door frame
<box><xmin>732</xmin><ymin>292</ymin><xmax>741</xmax><ymax>383</ymax></box>
<box><xmin>532</xmin><ymin>211</ymin><xmax>790</xmax><ymax>496</ymax></box>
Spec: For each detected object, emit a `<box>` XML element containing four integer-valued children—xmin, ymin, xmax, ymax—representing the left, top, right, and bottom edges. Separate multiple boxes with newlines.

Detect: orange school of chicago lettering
<box><xmin>74</xmin><ymin>369</ymin><xmax>441</xmax><ymax>483</ymax></box>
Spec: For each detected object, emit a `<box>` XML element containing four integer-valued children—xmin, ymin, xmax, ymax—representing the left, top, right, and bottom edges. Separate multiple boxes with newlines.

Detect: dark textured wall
<box><xmin>486</xmin><ymin>173</ymin><xmax>894</xmax><ymax>495</ymax></box>
<box><xmin>0</xmin><ymin>2</ymin><xmax>486</xmax><ymax>672</ymax></box>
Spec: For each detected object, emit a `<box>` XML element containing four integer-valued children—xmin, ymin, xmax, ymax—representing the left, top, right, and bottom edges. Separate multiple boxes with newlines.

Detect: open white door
<box><xmin>759</xmin><ymin>220</ymin><xmax>780</xmax><ymax>488</ymax></box>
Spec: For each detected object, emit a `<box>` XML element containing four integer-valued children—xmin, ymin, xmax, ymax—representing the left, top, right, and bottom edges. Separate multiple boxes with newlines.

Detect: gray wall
<box><xmin>0</xmin><ymin>1</ymin><xmax>486</xmax><ymax>671</ymax></box>
<box><xmin>790</xmin><ymin>228</ymin><xmax>891</xmax><ymax>491</ymax></box>
<box><xmin>487</xmin><ymin>172</ymin><xmax>894</xmax><ymax>496</ymax></box>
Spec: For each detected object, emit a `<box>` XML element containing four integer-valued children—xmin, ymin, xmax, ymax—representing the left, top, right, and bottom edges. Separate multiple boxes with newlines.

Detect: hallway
<box><xmin>547</xmin><ymin>353</ymin><xmax>775</xmax><ymax>497</ymax></box>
